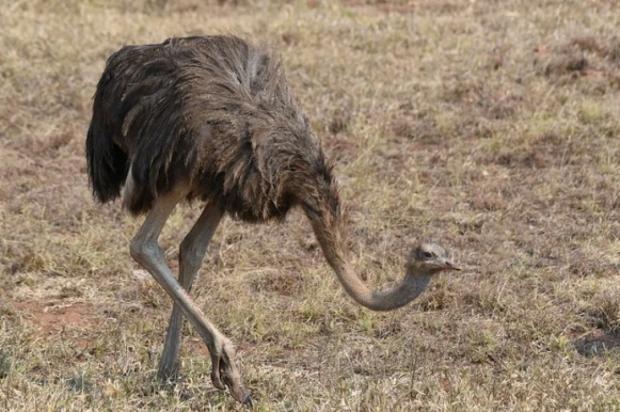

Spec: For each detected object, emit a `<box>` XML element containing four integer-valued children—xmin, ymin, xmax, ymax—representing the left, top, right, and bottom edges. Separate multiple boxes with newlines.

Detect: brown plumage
<box><xmin>87</xmin><ymin>35</ymin><xmax>333</xmax><ymax>222</ymax></box>
<box><xmin>86</xmin><ymin>35</ymin><xmax>461</xmax><ymax>404</ymax></box>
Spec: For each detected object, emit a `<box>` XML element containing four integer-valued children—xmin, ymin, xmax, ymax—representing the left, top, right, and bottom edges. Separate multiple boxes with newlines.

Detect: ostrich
<box><xmin>86</xmin><ymin>35</ymin><xmax>461</xmax><ymax>405</ymax></box>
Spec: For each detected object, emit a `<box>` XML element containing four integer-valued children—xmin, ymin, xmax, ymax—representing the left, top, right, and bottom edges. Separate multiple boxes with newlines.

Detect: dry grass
<box><xmin>1</xmin><ymin>0</ymin><xmax>619</xmax><ymax>410</ymax></box>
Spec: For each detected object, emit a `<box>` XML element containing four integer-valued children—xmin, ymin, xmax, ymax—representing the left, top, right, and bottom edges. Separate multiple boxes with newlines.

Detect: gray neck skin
<box><xmin>365</xmin><ymin>272</ymin><xmax>432</xmax><ymax>311</ymax></box>
<box><xmin>331</xmin><ymin>261</ymin><xmax>433</xmax><ymax>311</ymax></box>
<box><xmin>308</xmin><ymin>212</ymin><xmax>433</xmax><ymax>311</ymax></box>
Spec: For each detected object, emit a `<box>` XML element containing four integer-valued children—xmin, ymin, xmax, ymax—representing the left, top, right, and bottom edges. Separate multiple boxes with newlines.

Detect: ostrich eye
<box><xmin>422</xmin><ymin>251</ymin><xmax>433</xmax><ymax>259</ymax></box>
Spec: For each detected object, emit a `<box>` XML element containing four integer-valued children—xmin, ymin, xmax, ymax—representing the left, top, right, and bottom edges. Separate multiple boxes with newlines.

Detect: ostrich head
<box><xmin>407</xmin><ymin>242</ymin><xmax>461</xmax><ymax>276</ymax></box>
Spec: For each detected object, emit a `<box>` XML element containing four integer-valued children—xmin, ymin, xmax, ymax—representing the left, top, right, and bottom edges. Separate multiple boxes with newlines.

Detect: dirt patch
<box><xmin>327</xmin><ymin>107</ymin><xmax>353</xmax><ymax>135</ymax></box>
<box><xmin>535</xmin><ymin>35</ymin><xmax>620</xmax><ymax>88</ymax></box>
<box><xmin>11</xmin><ymin>300</ymin><xmax>100</xmax><ymax>336</ymax></box>
<box><xmin>440</xmin><ymin>78</ymin><xmax>522</xmax><ymax>121</ymax></box>
<box><xmin>390</xmin><ymin>112</ymin><xmax>445</xmax><ymax>144</ymax></box>
<box><xmin>249</xmin><ymin>269</ymin><xmax>305</xmax><ymax>297</ymax></box>
<box><xmin>567</xmin><ymin>249</ymin><xmax>620</xmax><ymax>278</ymax></box>
<box><xmin>323</xmin><ymin>134</ymin><xmax>359</xmax><ymax>163</ymax></box>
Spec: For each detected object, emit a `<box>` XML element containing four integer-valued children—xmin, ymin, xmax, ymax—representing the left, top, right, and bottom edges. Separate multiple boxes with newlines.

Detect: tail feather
<box><xmin>86</xmin><ymin>64</ymin><xmax>129</xmax><ymax>203</ymax></box>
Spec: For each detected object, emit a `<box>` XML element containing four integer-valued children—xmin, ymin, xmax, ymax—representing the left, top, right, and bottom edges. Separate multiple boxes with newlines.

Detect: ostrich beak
<box><xmin>443</xmin><ymin>259</ymin><xmax>462</xmax><ymax>271</ymax></box>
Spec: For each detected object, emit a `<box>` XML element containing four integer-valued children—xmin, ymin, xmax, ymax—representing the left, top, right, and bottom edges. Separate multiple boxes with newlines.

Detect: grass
<box><xmin>1</xmin><ymin>0</ymin><xmax>619</xmax><ymax>410</ymax></box>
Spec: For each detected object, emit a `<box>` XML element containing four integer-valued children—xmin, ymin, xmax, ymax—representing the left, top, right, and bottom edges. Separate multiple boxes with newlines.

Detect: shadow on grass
<box><xmin>574</xmin><ymin>330</ymin><xmax>620</xmax><ymax>357</ymax></box>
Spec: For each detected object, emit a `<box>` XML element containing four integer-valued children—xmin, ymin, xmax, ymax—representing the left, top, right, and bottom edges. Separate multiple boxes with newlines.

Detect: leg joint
<box><xmin>130</xmin><ymin>237</ymin><xmax>160</xmax><ymax>263</ymax></box>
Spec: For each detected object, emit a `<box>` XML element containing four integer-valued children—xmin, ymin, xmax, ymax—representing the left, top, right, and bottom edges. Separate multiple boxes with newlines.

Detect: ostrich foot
<box><xmin>209</xmin><ymin>338</ymin><xmax>252</xmax><ymax>406</ymax></box>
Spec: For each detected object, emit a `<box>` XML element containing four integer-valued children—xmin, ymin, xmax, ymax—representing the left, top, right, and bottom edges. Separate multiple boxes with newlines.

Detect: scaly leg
<box><xmin>130</xmin><ymin>191</ymin><xmax>250</xmax><ymax>404</ymax></box>
<box><xmin>157</xmin><ymin>202</ymin><xmax>223</xmax><ymax>380</ymax></box>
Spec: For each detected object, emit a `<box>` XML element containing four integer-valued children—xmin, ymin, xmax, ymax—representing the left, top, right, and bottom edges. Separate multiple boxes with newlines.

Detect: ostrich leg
<box><xmin>130</xmin><ymin>191</ymin><xmax>250</xmax><ymax>404</ymax></box>
<box><xmin>158</xmin><ymin>202</ymin><xmax>223</xmax><ymax>380</ymax></box>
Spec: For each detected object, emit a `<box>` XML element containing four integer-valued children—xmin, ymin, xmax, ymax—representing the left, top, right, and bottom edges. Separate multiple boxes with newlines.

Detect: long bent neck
<box><xmin>304</xmin><ymin>206</ymin><xmax>432</xmax><ymax>312</ymax></box>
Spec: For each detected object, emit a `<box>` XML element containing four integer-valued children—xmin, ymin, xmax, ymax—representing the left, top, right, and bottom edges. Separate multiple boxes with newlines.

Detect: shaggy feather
<box><xmin>86</xmin><ymin>35</ymin><xmax>337</xmax><ymax>222</ymax></box>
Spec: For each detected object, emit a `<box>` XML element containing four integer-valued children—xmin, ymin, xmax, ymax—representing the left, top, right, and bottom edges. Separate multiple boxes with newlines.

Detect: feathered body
<box><xmin>86</xmin><ymin>35</ymin><xmax>338</xmax><ymax>223</ymax></box>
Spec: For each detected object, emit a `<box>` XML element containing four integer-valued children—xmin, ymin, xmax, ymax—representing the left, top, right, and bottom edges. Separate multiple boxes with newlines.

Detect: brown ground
<box><xmin>1</xmin><ymin>0</ymin><xmax>619</xmax><ymax>410</ymax></box>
